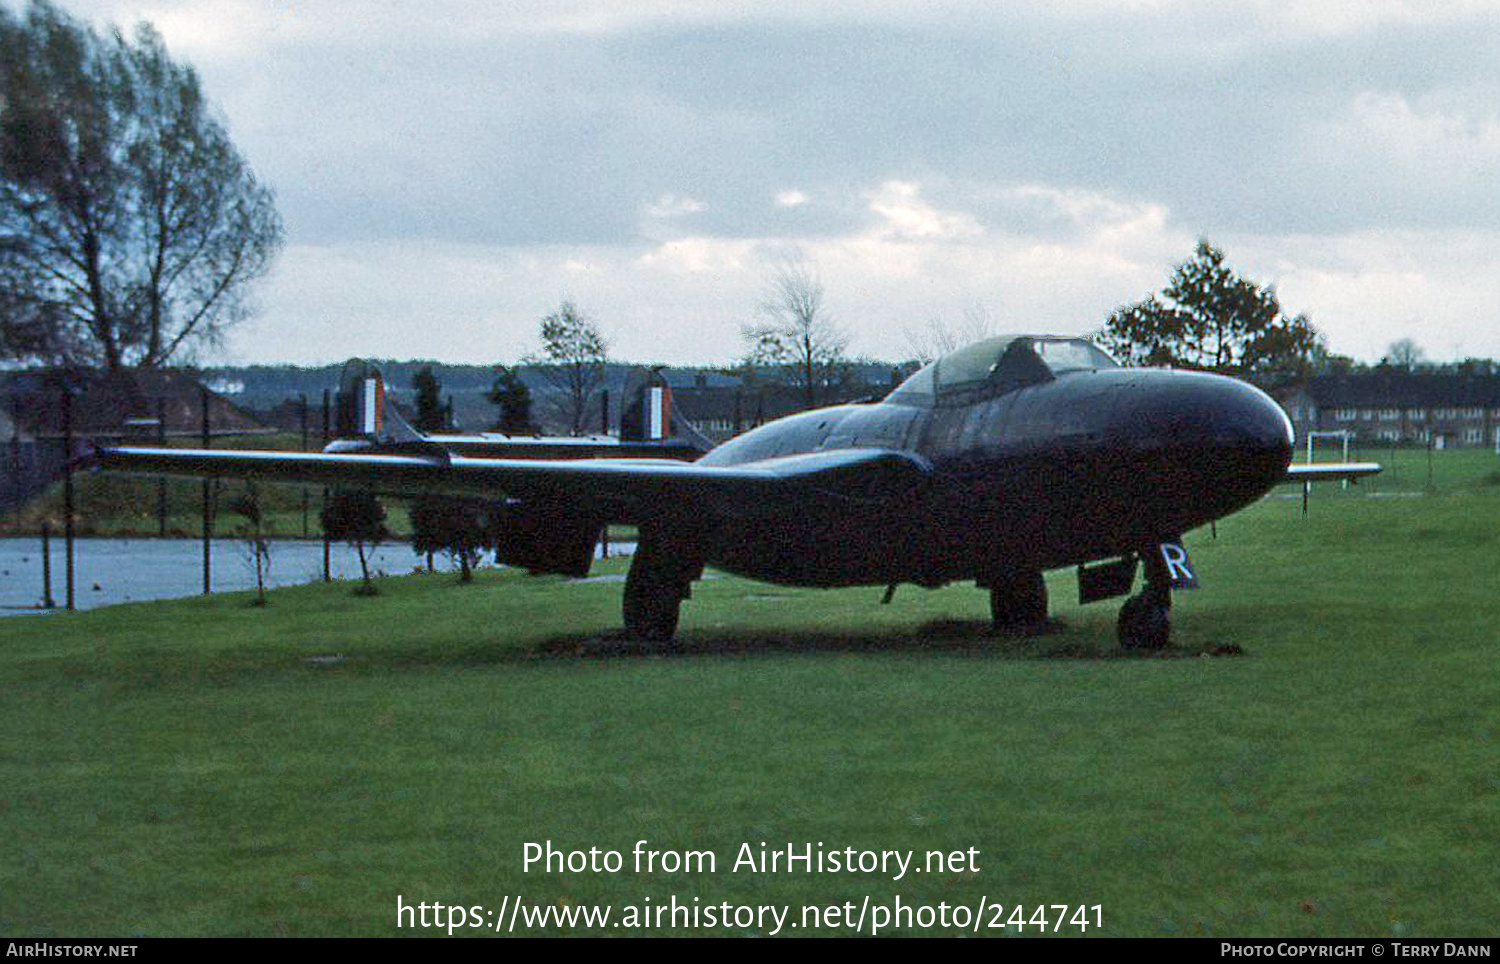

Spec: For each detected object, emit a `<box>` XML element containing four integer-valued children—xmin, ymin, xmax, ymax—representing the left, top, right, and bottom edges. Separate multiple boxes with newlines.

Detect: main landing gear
<box><xmin>986</xmin><ymin>571</ymin><xmax>1048</xmax><ymax>634</ymax></box>
<box><xmin>1117</xmin><ymin>548</ymin><xmax>1173</xmax><ymax>650</ymax></box>
<box><xmin>622</xmin><ymin>531</ymin><xmax>702</xmax><ymax>643</ymax></box>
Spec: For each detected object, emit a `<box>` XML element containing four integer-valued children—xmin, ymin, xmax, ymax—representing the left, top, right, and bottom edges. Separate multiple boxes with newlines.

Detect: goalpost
<box><xmin>1304</xmin><ymin>429</ymin><xmax>1357</xmax><ymax>499</ymax></box>
<box><xmin>1305</xmin><ymin>429</ymin><xmax>1354</xmax><ymax>465</ymax></box>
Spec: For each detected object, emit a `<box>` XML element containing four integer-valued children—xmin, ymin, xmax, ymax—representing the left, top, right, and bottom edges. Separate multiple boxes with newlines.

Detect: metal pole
<box><xmin>201</xmin><ymin>385</ymin><xmax>212</xmax><ymax>595</ymax></box>
<box><xmin>300</xmin><ymin>393</ymin><xmax>309</xmax><ymax>537</ymax></box>
<box><xmin>322</xmin><ymin>388</ymin><xmax>331</xmax><ymax>582</ymax></box>
<box><xmin>600</xmin><ymin>390</ymin><xmax>609</xmax><ymax>436</ymax></box>
<box><xmin>156</xmin><ymin>398</ymin><xmax>167</xmax><ymax>536</ymax></box>
<box><xmin>62</xmin><ymin>391</ymin><xmax>74</xmax><ymax>611</ymax></box>
<box><xmin>41</xmin><ymin>521</ymin><xmax>55</xmax><ymax>609</ymax></box>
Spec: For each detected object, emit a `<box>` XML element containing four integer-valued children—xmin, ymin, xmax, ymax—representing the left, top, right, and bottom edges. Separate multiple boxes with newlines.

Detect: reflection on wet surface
<box><xmin>0</xmin><ymin>537</ymin><xmax>634</xmax><ymax>614</ymax></box>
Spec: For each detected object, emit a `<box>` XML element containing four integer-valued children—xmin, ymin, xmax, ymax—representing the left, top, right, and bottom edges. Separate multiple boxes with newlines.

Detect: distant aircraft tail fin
<box><xmin>619</xmin><ymin>368</ymin><xmax>671</xmax><ymax>441</ymax></box>
<box><xmin>620</xmin><ymin>367</ymin><xmax>713</xmax><ymax>453</ymax></box>
<box><xmin>325</xmin><ymin>360</ymin><xmax>712</xmax><ymax>459</ymax></box>
<box><xmin>328</xmin><ymin>359</ymin><xmax>435</xmax><ymax>453</ymax></box>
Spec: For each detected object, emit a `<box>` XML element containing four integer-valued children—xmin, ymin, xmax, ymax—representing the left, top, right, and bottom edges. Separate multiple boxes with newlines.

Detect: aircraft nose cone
<box><xmin>1111</xmin><ymin>370</ymin><xmax>1293</xmax><ymax>515</ymax></box>
<box><xmin>1114</xmin><ymin>371</ymin><xmax>1287</xmax><ymax>449</ymax></box>
<box><xmin>1221</xmin><ymin>380</ymin><xmax>1296</xmax><ymax>467</ymax></box>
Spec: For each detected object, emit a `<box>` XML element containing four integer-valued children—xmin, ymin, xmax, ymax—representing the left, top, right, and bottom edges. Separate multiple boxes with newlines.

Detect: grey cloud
<box><xmin>46</xmin><ymin>1</ymin><xmax>1500</xmax><ymax>364</ymax></box>
<box><xmin>185</xmin><ymin>9</ymin><xmax>1500</xmax><ymax>250</ymax></box>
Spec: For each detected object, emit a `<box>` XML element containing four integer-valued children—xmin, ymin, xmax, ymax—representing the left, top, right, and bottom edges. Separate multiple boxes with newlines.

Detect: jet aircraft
<box><xmin>92</xmin><ymin>335</ymin><xmax>1378</xmax><ymax>648</ymax></box>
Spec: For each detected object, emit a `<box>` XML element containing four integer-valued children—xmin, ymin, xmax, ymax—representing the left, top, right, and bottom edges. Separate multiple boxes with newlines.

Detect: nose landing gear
<box><xmin>1117</xmin><ymin>592</ymin><xmax>1170</xmax><ymax>649</ymax></box>
<box><xmin>1117</xmin><ymin>547</ymin><xmax>1174</xmax><ymax>649</ymax></box>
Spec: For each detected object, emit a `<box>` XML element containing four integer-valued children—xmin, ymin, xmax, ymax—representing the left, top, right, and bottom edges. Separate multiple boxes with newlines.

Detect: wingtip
<box><xmin>66</xmin><ymin>442</ymin><xmax>103</xmax><ymax>473</ymax></box>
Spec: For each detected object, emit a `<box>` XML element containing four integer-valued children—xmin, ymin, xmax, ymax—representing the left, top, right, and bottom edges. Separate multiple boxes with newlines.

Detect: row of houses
<box><xmin>661</xmin><ymin>366</ymin><xmax>906</xmax><ymax>443</ymax></box>
<box><xmin>1277</xmin><ymin>371</ymin><xmax>1500</xmax><ymax>451</ymax></box>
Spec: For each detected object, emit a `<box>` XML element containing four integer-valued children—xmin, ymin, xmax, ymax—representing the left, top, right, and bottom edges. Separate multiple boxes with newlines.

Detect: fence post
<box><xmin>202</xmin><ymin>385</ymin><xmax>212</xmax><ymax>594</ymax></box>
<box><xmin>8</xmin><ymin>430</ymin><xmax>19</xmax><ymax>517</ymax></box>
<box><xmin>322</xmin><ymin>389</ymin><xmax>331</xmax><ymax>582</ymax></box>
<box><xmin>156</xmin><ymin>398</ymin><xmax>167</xmax><ymax>536</ymax></box>
<box><xmin>62</xmin><ymin>391</ymin><xmax>74</xmax><ymax>611</ymax></box>
<box><xmin>300</xmin><ymin>393</ymin><xmax>310</xmax><ymax>537</ymax></box>
<box><xmin>41</xmin><ymin>521</ymin><xmax>55</xmax><ymax>609</ymax></box>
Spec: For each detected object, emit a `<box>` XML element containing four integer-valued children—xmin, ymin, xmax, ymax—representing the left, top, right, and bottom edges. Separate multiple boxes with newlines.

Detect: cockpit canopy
<box><xmin>888</xmin><ymin>335</ymin><xmax>1118</xmax><ymax>405</ymax></box>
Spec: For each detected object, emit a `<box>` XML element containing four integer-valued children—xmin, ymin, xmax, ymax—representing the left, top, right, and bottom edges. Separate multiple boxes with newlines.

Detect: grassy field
<box><xmin>1</xmin><ymin>449</ymin><xmax>1497</xmax><ymax>937</ymax></box>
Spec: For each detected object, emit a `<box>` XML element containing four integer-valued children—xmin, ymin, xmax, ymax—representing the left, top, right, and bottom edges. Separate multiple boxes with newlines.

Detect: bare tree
<box><xmin>740</xmin><ymin>252</ymin><xmax>849</xmax><ymax>409</ymax></box>
<box><xmin>1384</xmin><ymin>338</ymin><xmax>1425</xmax><ymax>370</ymax></box>
<box><xmin>226</xmin><ymin>483</ymin><xmax>272</xmax><ymax>607</ymax></box>
<box><xmin>0</xmin><ymin>1</ymin><xmax>283</xmax><ymax>370</ymax></box>
<box><xmin>903</xmin><ymin>300</ymin><xmax>999</xmax><ymax>364</ymax></box>
<box><xmin>530</xmin><ymin>300</ymin><xmax>608</xmax><ymax>435</ymax></box>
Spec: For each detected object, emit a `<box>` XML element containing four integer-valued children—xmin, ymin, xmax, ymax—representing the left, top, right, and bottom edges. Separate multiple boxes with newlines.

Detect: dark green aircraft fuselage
<box><xmin>691</xmin><ymin>338</ymin><xmax>1293</xmax><ymax>588</ymax></box>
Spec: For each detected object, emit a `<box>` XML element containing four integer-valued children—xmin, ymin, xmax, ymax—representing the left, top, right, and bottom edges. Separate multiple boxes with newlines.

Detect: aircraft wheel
<box><xmin>623</xmin><ymin>560</ymin><xmax>682</xmax><ymax>642</ymax></box>
<box><xmin>989</xmin><ymin>571</ymin><xmax>1047</xmax><ymax>632</ymax></box>
<box><xmin>1117</xmin><ymin>594</ymin><xmax>1170</xmax><ymax>649</ymax></box>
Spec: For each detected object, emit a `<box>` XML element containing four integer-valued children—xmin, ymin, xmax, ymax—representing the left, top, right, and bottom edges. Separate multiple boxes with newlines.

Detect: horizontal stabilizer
<box><xmin>1283</xmin><ymin>462</ymin><xmax>1382</xmax><ymax>483</ymax></box>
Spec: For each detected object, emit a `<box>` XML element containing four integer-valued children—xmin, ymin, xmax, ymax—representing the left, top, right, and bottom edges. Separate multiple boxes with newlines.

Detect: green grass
<box><xmin>2</xmin><ymin>450</ymin><xmax>1498</xmax><ymax>936</ymax></box>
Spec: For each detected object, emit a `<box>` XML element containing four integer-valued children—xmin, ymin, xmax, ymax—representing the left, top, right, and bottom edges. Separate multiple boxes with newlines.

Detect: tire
<box><xmin>623</xmin><ymin>558</ymin><xmax>682</xmax><ymax>642</ymax></box>
<box><xmin>1117</xmin><ymin>594</ymin><xmax>1170</xmax><ymax>649</ymax></box>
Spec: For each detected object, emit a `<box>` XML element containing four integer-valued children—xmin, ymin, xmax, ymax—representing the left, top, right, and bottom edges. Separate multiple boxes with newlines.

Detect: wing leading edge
<box><xmin>90</xmin><ymin>445</ymin><xmax>930</xmax><ymax>521</ymax></box>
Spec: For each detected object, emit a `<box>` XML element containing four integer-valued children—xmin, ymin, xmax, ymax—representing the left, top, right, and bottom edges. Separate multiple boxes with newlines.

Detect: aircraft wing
<box><xmin>1283</xmin><ymin>462</ymin><xmax>1383</xmax><ymax>483</ymax></box>
<box><xmin>90</xmin><ymin>445</ymin><xmax>930</xmax><ymax>521</ymax></box>
<box><xmin>421</xmin><ymin>434</ymin><xmax>706</xmax><ymax>462</ymax></box>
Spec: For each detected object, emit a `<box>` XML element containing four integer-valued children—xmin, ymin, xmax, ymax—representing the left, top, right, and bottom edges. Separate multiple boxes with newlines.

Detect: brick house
<box><xmin>1277</xmin><ymin>371</ymin><xmax>1500</xmax><ymax>451</ymax></box>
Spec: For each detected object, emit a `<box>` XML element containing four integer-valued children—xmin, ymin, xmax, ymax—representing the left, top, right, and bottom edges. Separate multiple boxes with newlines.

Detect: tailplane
<box><xmin>325</xmin><ymin>360</ymin><xmax>710</xmax><ymax>460</ymax></box>
<box><xmin>619</xmin><ymin>367</ymin><xmax>714</xmax><ymax>453</ymax></box>
<box><xmin>326</xmin><ymin>359</ymin><xmax>435</xmax><ymax>453</ymax></box>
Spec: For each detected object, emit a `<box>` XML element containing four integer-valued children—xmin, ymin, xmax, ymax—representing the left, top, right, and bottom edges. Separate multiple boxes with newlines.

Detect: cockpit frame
<box><xmin>888</xmin><ymin>335</ymin><xmax>1119</xmax><ymax>408</ymax></box>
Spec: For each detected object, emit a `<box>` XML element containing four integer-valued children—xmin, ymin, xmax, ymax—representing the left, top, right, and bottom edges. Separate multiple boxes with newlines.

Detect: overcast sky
<box><xmin>35</xmin><ymin>0</ymin><xmax>1500</xmax><ymax>367</ymax></box>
